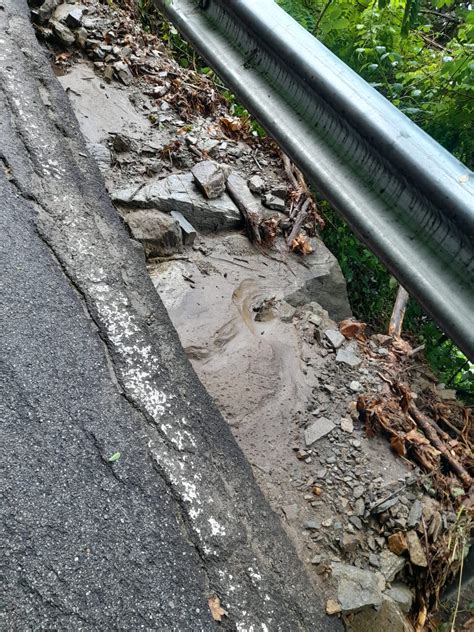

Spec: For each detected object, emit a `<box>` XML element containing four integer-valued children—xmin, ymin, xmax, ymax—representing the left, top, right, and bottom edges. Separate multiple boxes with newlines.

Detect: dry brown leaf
<box><xmin>290</xmin><ymin>234</ymin><xmax>313</xmax><ymax>255</ymax></box>
<box><xmin>391</xmin><ymin>434</ymin><xmax>406</xmax><ymax>457</ymax></box>
<box><xmin>208</xmin><ymin>596</ymin><xmax>227</xmax><ymax>622</ymax></box>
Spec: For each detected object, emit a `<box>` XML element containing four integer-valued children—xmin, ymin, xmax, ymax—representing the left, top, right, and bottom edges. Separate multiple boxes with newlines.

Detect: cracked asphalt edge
<box><xmin>0</xmin><ymin>1</ymin><xmax>342</xmax><ymax>630</ymax></box>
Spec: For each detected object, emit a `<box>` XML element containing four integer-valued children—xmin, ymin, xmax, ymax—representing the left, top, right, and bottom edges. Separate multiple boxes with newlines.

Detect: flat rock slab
<box><xmin>305</xmin><ymin>417</ymin><xmax>335</xmax><ymax>446</ymax></box>
<box><xmin>336</xmin><ymin>342</ymin><xmax>362</xmax><ymax>367</ymax></box>
<box><xmin>346</xmin><ymin>596</ymin><xmax>414</xmax><ymax>632</ymax></box>
<box><xmin>112</xmin><ymin>172</ymin><xmax>243</xmax><ymax>233</ymax></box>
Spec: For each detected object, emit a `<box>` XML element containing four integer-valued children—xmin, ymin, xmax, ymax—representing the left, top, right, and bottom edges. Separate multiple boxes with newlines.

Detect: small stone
<box><xmin>349</xmin><ymin>516</ymin><xmax>363</xmax><ymax>530</ymax></box>
<box><xmin>353</xmin><ymin>486</ymin><xmax>364</xmax><ymax>499</ymax></box>
<box><xmin>113</xmin><ymin>61</ymin><xmax>133</xmax><ymax>86</ymax></box>
<box><xmin>170</xmin><ymin>211</ymin><xmax>197</xmax><ymax>245</ymax></box>
<box><xmin>322</xmin><ymin>518</ymin><xmax>333</xmax><ymax>527</ymax></box>
<box><xmin>407</xmin><ymin>500</ymin><xmax>423</xmax><ymax>528</ymax></box>
<box><xmin>369</xmin><ymin>554</ymin><xmax>380</xmax><ymax>568</ymax></box>
<box><xmin>349</xmin><ymin>380</ymin><xmax>361</xmax><ymax>392</ymax></box>
<box><xmin>247</xmin><ymin>174</ymin><xmax>266</xmax><ymax>194</ymax></box>
<box><xmin>278</xmin><ymin>301</ymin><xmax>296</xmax><ymax>322</ymax></box>
<box><xmin>65</xmin><ymin>6</ymin><xmax>84</xmax><ymax>28</ymax></box>
<box><xmin>336</xmin><ymin>344</ymin><xmax>362</xmax><ymax>368</ymax></box>
<box><xmin>304</xmin><ymin>520</ymin><xmax>321</xmax><ymax>530</ymax></box>
<box><xmin>262</xmin><ymin>193</ymin><xmax>286</xmax><ymax>212</ymax></box>
<box><xmin>380</xmin><ymin>549</ymin><xmax>406</xmax><ymax>582</ymax></box>
<box><xmin>324</xmin><ymin>329</ymin><xmax>345</xmax><ymax>349</ymax></box>
<box><xmin>385</xmin><ymin>583</ymin><xmax>414</xmax><ymax>614</ymax></box>
<box><xmin>282</xmin><ymin>504</ymin><xmax>298</xmax><ymax>521</ymax></box>
<box><xmin>304</xmin><ymin>418</ymin><xmax>335</xmax><ymax>447</ymax></box>
<box><xmin>270</xmin><ymin>185</ymin><xmax>287</xmax><ymax>199</ymax></box>
<box><xmin>51</xmin><ymin>20</ymin><xmax>75</xmax><ymax>46</ymax></box>
<box><xmin>103</xmin><ymin>65</ymin><xmax>114</xmax><ymax>83</ymax></box>
<box><xmin>340</xmin><ymin>417</ymin><xmax>354</xmax><ymax>433</ymax></box>
<box><xmin>354</xmin><ymin>498</ymin><xmax>365</xmax><ymax>516</ymax></box>
<box><xmin>372</xmin><ymin>496</ymin><xmax>399</xmax><ymax>514</ymax></box>
<box><xmin>311</xmin><ymin>554</ymin><xmax>322</xmax><ymax>565</ymax></box>
<box><xmin>377</xmin><ymin>347</ymin><xmax>389</xmax><ymax>356</ymax></box>
<box><xmin>191</xmin><ymin>161</ymin><xmax>225</xmax><ymax>199</ymax></box>
<box><xmin>111</xmin><ymin>134</ymin><xmax>132</xmax><ymax>153</ymax></box>
<box><xmin>326</xmin><ymin>599</ymin><xmax>341</xmax><ymax>616</ymax></box>
<box><xmin>341</xmin><ymin>533</ymin><xmax>359</xmax><ymax>553</ymax></box>
<box><xmin>37</xmin><ymin>0</ymin><xmax>60</xmax><ymax>24</ymax></box>
<box><xmin>406</xmin><ymin>531</ymin><xmax>428</xmax><ymax>567</ymax></box>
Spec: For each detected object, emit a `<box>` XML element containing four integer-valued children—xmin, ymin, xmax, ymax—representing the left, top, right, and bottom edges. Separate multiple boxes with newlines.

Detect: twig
<box><xmin>286</xmin><ymin>198</ymin><xmax>311</xmax><ymax>245</ymax></box>
<box><xmin>408</xmin><ymin>403</ymin><xmax>473</xmax><ymax>489</ymax></box>
<box><xmin>281</xmin><ymin>153</ymin><xmax>299</xmax><ymax>189</ymax></box>
<box><xmin>388</xmin><ymin>285</ymin><xmax>409</xmax><ymax>337</ymax></box>
<box><xmin>226</xmin><ymin>173</ymin><xmax>262</xmax><ymax>243</ymax></box>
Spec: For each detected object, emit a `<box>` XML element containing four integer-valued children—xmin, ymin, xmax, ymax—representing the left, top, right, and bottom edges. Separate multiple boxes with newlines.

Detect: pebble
<box><xmin>349</xmin><ymin>516</ymin><xmax>363</xmax><ymax>530</ymax></box>
<box><xmin>340</xmin><ymin>417</ymin><xmax>354</xmax><ymax>433</ymax></box>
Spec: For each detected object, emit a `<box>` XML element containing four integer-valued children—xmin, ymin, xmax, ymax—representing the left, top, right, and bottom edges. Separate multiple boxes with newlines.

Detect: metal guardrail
<box><xmin>156</xmin><ymin>0</ymin><xmax>474</xmax><ymax>359</ymax></box>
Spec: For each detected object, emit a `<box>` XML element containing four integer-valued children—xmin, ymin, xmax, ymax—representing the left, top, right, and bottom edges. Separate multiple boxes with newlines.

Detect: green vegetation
<box><xmin>278</xmin><ymin>0</ymin><xmax>473</xmax><ymax>397</ymax></box>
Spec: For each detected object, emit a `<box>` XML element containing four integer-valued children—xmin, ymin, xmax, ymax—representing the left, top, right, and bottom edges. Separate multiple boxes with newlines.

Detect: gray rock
<box><xmin>341</xmin><ymin>532</ymin><xmax>359</xmax><ymax>553</ymax></box>
<box><xmin>263</xmin><ymin>193</ymin><xmax>286</xmax><ymax>212</ymax></box>
<box><xmin>407</xmin><ymin>500</ymin><xmax>423</xmax><ymax>528</ymax></box>
<box><xmin>406</xmin><ymin>531</ymin><xmax>428</xmax><ymax>567</ymax></box>
<box><xmin>124</xmin><ymin>210</ymin><xmax>183</xmax><ymax>258</ymax></box>
<box><xmin>347</xmin><ymin>596</ymin><xmax>414</xmax><ymax>631</ymax></box>
<box><xmin>385</xmin><ymin>584</ymin><xmax>413</xmax><ymax>614</ymax></box>
<box><xmin>353</xmin><ymin>486</ymin><xmax>364</xmax><ymax>499</ymax></box>
<box><xmin>248</xmin><ymin>175</ymin><xmax>266</xmax><ymax>194</ymax></box>
<box><xmin>380</xmin><ymin>549</ymin><xmax>405</xmax><ymax>582</ymax></box>
<box><xmin>51</xmin><ymin>20</ymin><xmax>75</xmax><ymax>47</ymax></box>
<box><xmin>324</xmin><ymin>329</ymin><xmax>345</xmax><ymax>350</ymax></box>
<box><xmin>191</xmin><ymin>161</ymin><xmax>225</xmax><ymax>199</ymax></box>
<box><xmin>87</xmin><ymin>143</ymin><xmax>112</xmax><ymax>173</ymax></box>
<box><xmin>340</xmin><ymin>417</ymin><xmax>354</xmax><ymax>433</ymax></box>
<box><xmin>53</xmin><ymin>4</ymin><xmax>85</xmax><ymax>28</ymax></box>
<box><xmin>113</xmin><ymin>61</ymin><xmax>133</xmax><ymax>86</ymax></box>
<box><xmin>331</xmin><ymin>563</ymin><xmax>385</xmax><ymax>613</ymax></box>
<box><xmin>111</xmin><ymin>133</ymin><xmax>132</xmax><ymax>153</ymax></box>
<box><xmin>372</xmin><ymin>496</ymin><xmax>399</xmax><ymax>515</ymax></box>
<box><xmin>278</xmin><ymin>301</ymin><xmax>296</xmax><ymax>323</ymax></box>
<box><xmin>170</xmin><ymin>211</ymin><xmax>197</xmax><ymax>245</ymax></box>
<box><xmin>369</xmin><ymin>554</ymin><xmax>380</xmax><ymax>568</ymax></box>
<box><xmin>304</xmin><ymin>519</ymin><xmax>321</xmax><ymax>530</ymax></box>
<box><xmin>37</xmin><ymin>0</ymin><xmax>60</xmax><ymax>24</ymax></box>
<box><xmin>349</xmin><ymin>380</ymin><xmax>361</xmax><ymax>392</ymax></box>
<box><xmin>349</xmin><ymin>516</ymin><xmax>363</xmax><ymax>530</ymax></box>
<box><xmin>111</xmin><ymin>173</ymin><xmax>242</xmax><ymax>233</ymax></box>
<box><xmin>354</xmin><ymin>498</ymin><xmax>365</xmax><ymax>517</ymax></box>
<box><xmin>304</xmin><ymin>417</ymin><xmax>335</xmax><ymax>446</ymax></box>
<box><xmin>282</xmin><ymin>504</ymin><xmax>298</xmax><ymax>521</ymax></box>
<box><xmin>270</xmin><ymin>185</ymin><xmax>287</xmax><ymax>200</ymax></box>
<box><xmin>336</xmin><ymin>343</ymin><xmax>362</xmax><ymax>368</ymax></box>
<box><xmin>311</xmin><ymin>554</ymin><xmax>322</xmax><ymax>565</ymax></box>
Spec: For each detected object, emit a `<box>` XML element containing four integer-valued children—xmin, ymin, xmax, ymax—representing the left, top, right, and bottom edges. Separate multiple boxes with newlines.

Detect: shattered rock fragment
<box><xmin>277</xmin><ymin>301</ymin><xmax>296</xmax><ymax>323</ymax></box>
<box><xmin>247</xmin><ymin>174</ymin><xmax>266</xmax><ymax>194</ymax></box>
<box><xmin>124</xmin><ymin>210</ymin><xmax>183</xmax><ymax>257</ymax></box>
<box><xmin>324</xmin><ymin>329</ymin><xmax>345</xmax><ymax>350</ymax></box>
<box><xmin>263</xmin><ymin>193</ymin><xmax>286</xmax><ymax>212</ymax></box>
<box><xmin>191</xmin><ymin>161</ymin><xmax>225</xmax><ymax>199</ymax></box>
<box><xmin>335</xmin><ymin>343</ymin><xmax>362</xmax><ymax>368</ymax></box>
<box><xmin>170</xmin><ymin>211</ymin><xmax>197</xmax><ymax>245</ymax></box>
<box><xmin>36</xmin><ymin>0</ymin><xmax>60</xmax><ymax>24</ymax></box>
<box><xmin>304</xmin><ymin>417</ymin><xmax>335</xmax><ymax>446</ymax></box>
<box><xmin>340</xmin><ymin>417</ymin><xmax>354</xmax><ymax>433</ymax></box>
<box><xmin>113</xmin><ymin>61</ymin><xmax>133</xmax><ymax>85</ymax></box>
<box><xmin>385</xmin><ymin>583</ymin><xmax>413</xmax><ymax>614</ymax></box>
<box><xmin>406</xmin><ymin>531</ymin><xmax>428</xmax><ymax>567</ymax></box>
<box><xmin>380</xmin><ymin>549</ymin><xmax>405</xmax><ymax>582</ymax></box>
<box><xmin>347</xmin><ymin>596</ymin><xmax>414</xmax><ymax>631</ymax></box>
<box><xmin>326</xmin><ymin>599</ymin><xmax>341</xmax><ymax>616</ymax></box>
<box><xmin>51</xmin><ymin>20</ymin><xmax>75</xmax><ymax>47</ymax></box>
<box><xmin>388</xmin><ymin>531</ymin><xmax>408</xmax><ymax>555</ymax></box>
<box><xmin>331</xmin><ymin>563</ymin><xmax>385</xmax><ymax>613</ymax></box>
